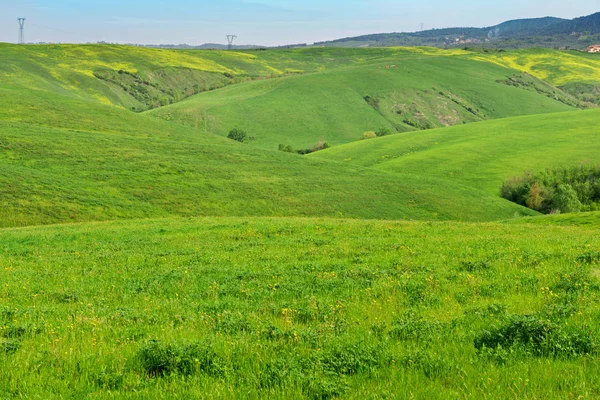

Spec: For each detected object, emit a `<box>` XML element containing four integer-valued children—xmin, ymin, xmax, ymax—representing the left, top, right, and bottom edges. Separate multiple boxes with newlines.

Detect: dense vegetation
<box><xmin>501</xmin><ymin>164</ymin><xmax>600</xmax><ymax>214</ymax></box>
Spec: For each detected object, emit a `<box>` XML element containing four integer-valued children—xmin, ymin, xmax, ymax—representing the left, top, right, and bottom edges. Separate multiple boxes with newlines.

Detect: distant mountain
<box><xmin>315</xmin><ymin>13</ymin><xmax>600</xmax><ymax>50</ymax></box>
<box><xmin>489</xmin><ymin>17</ymin><xmax>567</xmax><ymax>38</ymax></box>
<box><xmin>539</xmin><ymin>12</ymin><xmax>600</xmax><ymax>35</ymax></box>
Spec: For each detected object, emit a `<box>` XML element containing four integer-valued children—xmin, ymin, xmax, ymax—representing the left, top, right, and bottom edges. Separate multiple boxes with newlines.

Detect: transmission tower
<box><xmin>17</xmin><ymin>18</ymin><xmax>26</xmax><ymax>44</ymax></box>
<box><xmin>226</xmin><ymin>35</ymin><xmax>237</xmax><ymax>50</ymax></box>
<box><xmin>420</xmin><ymin>23</ymin><xmax>425</xmax><ymax>32</ymax></box>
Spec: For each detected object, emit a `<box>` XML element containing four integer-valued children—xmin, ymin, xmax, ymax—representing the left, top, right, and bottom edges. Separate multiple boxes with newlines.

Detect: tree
<box><xmin>552</xmin><ymin>184</ymin><xmax>582</xmax><ymax>213</ymax></box>
<box><xmin>525</xmin><ymin>182</ymin><xmax>548</xmax><ymax>211</ymax></box>
<box><xmin>227</xmin><ymin>128</ymin><xmax>247</xmax><ymax>143</ymax></box>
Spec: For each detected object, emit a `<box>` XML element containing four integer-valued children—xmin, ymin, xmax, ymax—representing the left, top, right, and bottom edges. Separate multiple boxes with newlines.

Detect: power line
<box><xmin>226</xmin><ymin>34</ymin><xmax>237</xmax><ymax>50</ymax></box>
<box><xmin>17</xmin><ymin>18</ymin><xmax>25</xmax><ymax>44</ymax></box>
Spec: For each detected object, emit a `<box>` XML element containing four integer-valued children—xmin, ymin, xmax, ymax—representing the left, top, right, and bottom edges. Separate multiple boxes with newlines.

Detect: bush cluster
<box><xmin>279</xmin><ymin>140</ymin><xmax>330</xmax><ymax>155</ymax></box>
<box><xmin>227</xmin><ymin>128</ymin><xmax>248</xmax><ymax>143</ymax></box>
<box><xmin>360</xmin><ymin>127</ymin><xmax>393</xmax><ymax>140</ymax></box>
<box><xmin>501</xmin><ymin>164</ymin><xmax>600</xmax><ymax>214</ymax></box>
<box><xmin>137</xmin><ymin>339</ymin><xmax>225</xmax><ymax>377</ymax></box>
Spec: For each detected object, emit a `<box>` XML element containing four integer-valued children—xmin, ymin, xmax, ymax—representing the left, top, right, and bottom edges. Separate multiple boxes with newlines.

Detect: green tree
<box><xmin>552</xmin><ymin>184</ymin><xmax>582</xmax><ymax>213</ymax></box>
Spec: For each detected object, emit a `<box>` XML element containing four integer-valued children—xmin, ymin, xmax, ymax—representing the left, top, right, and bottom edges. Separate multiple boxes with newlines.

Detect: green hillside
<box><xmin>0</xmin><ymin>44</ymin><xmax>467</xmax><ymax>112</ymax></box>
<box><xmin>0</xmin><ymin>115</ymin><xmax>537</xmax><ymax>228</ymax></box>
<box><xmin>2</xmin><ymin>42</ymin><xmax>600</xmax><ymax>400</ymax></box>
<box><xmin>471</xmin><ymin>49</ymin><xmax>600</xmax><ymax>105</ymax></box>
<box><xmin>312</xmin><ymin>109</ymin><xmax>600</xmax><ymax>195</ymax></box>
<box><xmin>1</xmin><ymin>216</ymin><xmax>599</xmax><ymax>398</ymax></box>
<box><xmin>149</xmin><ymin>55</ymin><xmax>575</xmax><ymax>151</ymax></box>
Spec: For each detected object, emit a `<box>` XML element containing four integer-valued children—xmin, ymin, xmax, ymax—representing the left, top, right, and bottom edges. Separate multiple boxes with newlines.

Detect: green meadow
<box><xmin>1</xmin><ymin>43</ymin><xmax>600</xmax><ymax>398</ymax></box>
<box><xmin>1</xmin><ymin>217</ymin><xmax>600</xmax><ymax>399</ymax></box>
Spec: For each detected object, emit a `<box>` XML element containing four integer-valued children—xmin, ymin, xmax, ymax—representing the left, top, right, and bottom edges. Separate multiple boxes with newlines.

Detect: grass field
<box><xmin>2</xmin><ymin>43</ymin><xmax>600</xmax><ymax>398</ymax></box>
<box><xmin>313</xmin><ymin>108</ymin><xmax>600</xmax><ymax>195</ymax></box>
<box><xmin>1</xmin><ymin>216</ymin><xmax>599</xmax><ymax>398</ymax></box>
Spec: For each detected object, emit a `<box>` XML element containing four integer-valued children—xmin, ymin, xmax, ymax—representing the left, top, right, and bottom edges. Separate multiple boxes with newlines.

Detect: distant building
<box><xmin>587</xmin><ymin>45</ymin><xmax>600</xmax><ymax>53</ymax></box>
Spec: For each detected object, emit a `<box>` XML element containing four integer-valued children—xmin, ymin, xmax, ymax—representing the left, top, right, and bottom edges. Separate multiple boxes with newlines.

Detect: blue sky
<box><xmin>1</xmin><ymin>0</ymin><xmax>598</xmax><ymax>45</ymax></box>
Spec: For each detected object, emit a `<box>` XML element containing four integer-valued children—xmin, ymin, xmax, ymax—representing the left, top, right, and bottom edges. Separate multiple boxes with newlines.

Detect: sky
<box><xmin>1</xmin><ymin>0</ymin><xmax>598</xmax><ymax>46</ymax></box>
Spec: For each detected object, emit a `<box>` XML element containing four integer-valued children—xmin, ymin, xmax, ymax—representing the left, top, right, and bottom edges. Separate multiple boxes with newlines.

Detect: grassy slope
<box><xmin>0</xmin><ymin>116</ymin><xmax>535</xmax><ymax>228</ymax></box>
<box><xmin>0</xmin><ymin>45</ymin><xmax>545</xmax><ymax>226</ymax></box>
<box><xmin>0</xmin><ymin>44</ymin><xmax>466</xmax><ymax>112</ymax></box>
<box><xmin>0</xmin><ymin>216</ymin><xmax>599</xmax><ymax>398</ymax></box>
<box><xmin>312</xmin><ymin>109</ymin><xmax>600</xmax><ymax>195</ymax></box>
<box><xmin>471</xmin><ymin>49</ymin><xmax>600</xmax><ymax>86</ymax></box>
<box><xmin>148</xmin><ymin>55</ymin><xmax>573</xmax><ymax>150</ymax></box>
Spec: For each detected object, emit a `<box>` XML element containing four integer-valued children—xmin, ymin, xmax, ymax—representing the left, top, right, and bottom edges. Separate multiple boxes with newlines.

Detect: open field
<box><xmin>1</xmin><ymin>43</ymin><xmax>600</xmax><ymax>398</ymax></box>
<box><xmin>1</xmin><ymin>216</ymin><xmax>600</xmax><ymax>398</ymax></box>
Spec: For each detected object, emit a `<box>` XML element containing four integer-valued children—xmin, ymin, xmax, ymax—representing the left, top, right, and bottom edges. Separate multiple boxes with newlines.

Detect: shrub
<box><xmin>321</xmin><ymin>341</ymin><xmax>390</xmax><ymax>376</ymax></box>
<box><xmin>137</xmin><ymin>339</ymin><xmax>225</xmax><ymax>377</ymax></box>
<box><xmin>1</xmin><ymin>338</ymin><xmax>20</xmax><ymax>355</ymax></box>
<box><xmin>500</xmin><ymin>175</ymin><xmax>529</xmax><ymax>204</ymax></box>
<box><xmin>459</xmin><ymin>259</ymin><xmax>491</xmax><ymax>273</ymax></box>
<box><xmin>474</xmin><ymin>315</ymin><xmax>597</xmax><ymax>358</ymax></box>
<box><xmin>577</xmin><ymin>251</ymin><xmax>600</xmax><ymax>265</ymax></box>
<box><xmin>375</xmin><ymin>127</ymin><xmax>393</xmax><ymax>137</ymax></box>
<box><xmin>227</xmin><ymin>128</ymin><xmax>247</xmax><ymax>143</ymax></box>
<box><xmin>280</xmin><ymin>140</ymin><xmax>330</xmax><ymax>155</ymax></box>
<box><xmin>312</xmin><ymin>140</ymin><xmax>331</xmax><ymax>152</ymax></box>
<box><xmin>364</xmin><ymin>95</ymin><xmax>380</xmax><ymax>108</ymax></box>
<box><xmin>360</xmin><ymin>131</ymin><xmax>377</xmax><ymax>140</ymax></box>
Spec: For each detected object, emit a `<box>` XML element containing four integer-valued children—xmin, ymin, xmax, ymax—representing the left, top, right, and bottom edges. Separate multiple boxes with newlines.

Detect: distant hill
<box><xmin>539</xmin><ymin>12</ymin><xmax>600</xmax><ymax>35</ymax></box>
<box><xmin>316</xmin><ymin>13</ymin><xmax>600</xmax><ymax>49</ymax></box>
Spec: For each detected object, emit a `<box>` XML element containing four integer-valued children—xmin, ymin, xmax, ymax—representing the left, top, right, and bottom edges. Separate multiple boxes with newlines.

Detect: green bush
<box><xmin>375</xmin><ymin>127</ymin><xmax>393</xmax><ymax>137</ymax></box>
<box><xmin>474</xmin><ymin>315</ymin><xmax>597</xmax><ymax>358</ymax></box>
<box><xmin>360</xmin><ymin>131</ymin><xmax>377</xmax><ymax>140</ymax></box>
<box><xmin>137</xmin><ymin>339</ymin><xmax>224</xmax><ymax>377</ymax></box>
<box><xmin>227</xmin><ymin>128</ymin><xmax>248</xmax><ymax>143</ymax></box>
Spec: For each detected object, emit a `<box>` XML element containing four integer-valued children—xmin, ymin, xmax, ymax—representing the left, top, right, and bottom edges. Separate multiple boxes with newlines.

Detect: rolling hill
<box><xmin>2</xmin><ymin>45</ymin><xmax>600</xmax><ymax>228</ymax></box>
<box><xmin>310</xmin><ymin>108</ymin><xmax>600</xmax><ymax>195</ymax></box>
<box><xmin>148</xmin><ymin>52</ymin><xmax>577</xmax><ymax>151</ymax></box>
<box><xmin>2</xmin><ymin>42</ymin><xmax>600</xmax><ymax>399</ymax></box>
<box><xmin>2</xmin><ymin>45</ymin><xmax>556</xmax><ymax>228</ymax></box>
